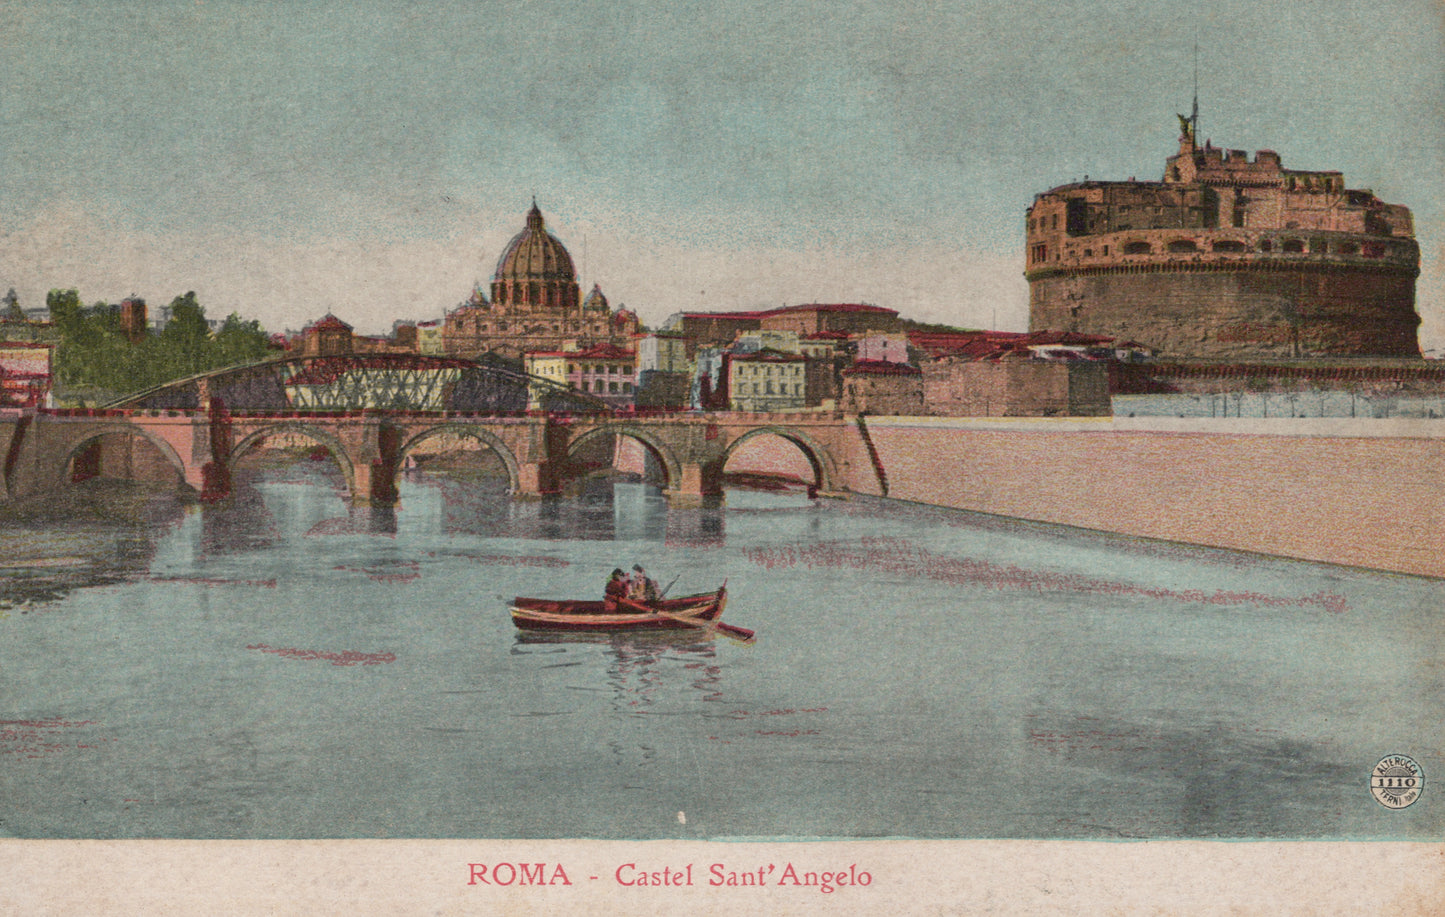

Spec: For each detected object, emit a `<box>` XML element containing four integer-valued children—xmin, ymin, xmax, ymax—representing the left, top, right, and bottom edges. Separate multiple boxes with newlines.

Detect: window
<box><xmin>1212</xmin><ymin>240</ymin><xmax>1247</xmax><ymax>253</ymax></box>
<box><xmin>1066</xmin><ymin>198</ymin><xmax>1088</xmax><ymax>235</ymax></box>
<box><xmin>608</xmin><ymin>382</ymin><xmax>618</xmax><ymax>393</ymax></box>
<box><xmin>622</xmin><ymin>382</ymin><xmax>632</xmax><ymax>393</ymax></box>
<box><xmin>1283</xmin><ymin>239</ymin><xmax>1305</xmax><ymax>253</ymax></box>
<box><xmin>1167</xmin><ymin>240</ymin><xmax>1199</xmax><ymax>253</ymax></box>
<box><xmin>1032</xmin><ymin>243</ymin><xmax>1047</xmax><ymax>263</ymax></box>
<box><xmin>1124</xmin><ymin>241</ymin><xmax>1151</xmax><ymax>255</ymax></box>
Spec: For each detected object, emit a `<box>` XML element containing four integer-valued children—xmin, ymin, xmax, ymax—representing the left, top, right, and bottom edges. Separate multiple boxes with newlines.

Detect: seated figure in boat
<box><xmin>627</xmin><ymin>564</ymin><xmax>659</xmax><ymax>602</ymax></box>
<box><xmin>604</xmin><ymin>568</ymin><xmax>628</xmax><ymax>612</ymax></box>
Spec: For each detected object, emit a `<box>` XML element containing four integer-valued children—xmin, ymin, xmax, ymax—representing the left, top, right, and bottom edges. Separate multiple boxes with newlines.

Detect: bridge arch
<box><xmin>228</xmin><ymin>423</ymin><xmax>358</xmax><ymax>497</ymax></box>
<box><xmin>396</xmin><ymin>424</ymin><xmax>522</xmax><ymax>493</ymax></box>
<box><xmin>719</xmin><ymin>425</ymin><xmax>839</xmax><ymax>495</ymax></box>
<box><xmin>53</xmin><ymin>425</ymin><xmax>192</xmax><ymax>492</ymax></box>
<box><xmin>562</xmin><ymin>423</ymin><xmax>684</xmax><ymax>492</ymax></box>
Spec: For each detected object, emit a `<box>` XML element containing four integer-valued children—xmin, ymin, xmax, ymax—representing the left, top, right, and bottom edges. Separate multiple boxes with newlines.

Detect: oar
<box><xmin>620</xmin><ymin>596</ymin><xmax>755</xmax><ymax>645</ymax></box>
<box><xmin>658</xmin><ymin>610</ymin><xmax>756</xmax><ymax>644</ymax></box>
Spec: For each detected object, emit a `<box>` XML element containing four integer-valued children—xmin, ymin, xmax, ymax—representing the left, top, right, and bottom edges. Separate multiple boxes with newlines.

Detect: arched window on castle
<box><xmin>1124</xmin><ymin>241</ymin><xmax>1151</xmax><ymax>255</ymax></box>
<box><xmin>1212</xmin><ymin>240</ymin><xmax>1247</xmax><ymax>253</ymax></box>
<box><xmin>1282</xmin><ymin>239</ymin><xmax>1305</xmax><ymax>253</ymax></box>
<box><xmin>1167</xmin><ymin>240</ymin><xmax>1199</xmax><ymax>253</ymax></box>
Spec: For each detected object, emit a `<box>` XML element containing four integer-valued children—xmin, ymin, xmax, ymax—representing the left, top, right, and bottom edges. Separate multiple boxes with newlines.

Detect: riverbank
<box><xmin>851</xmin><ymin>415</ymin><xmax>1445</xmax><ymax>579</ymax></box>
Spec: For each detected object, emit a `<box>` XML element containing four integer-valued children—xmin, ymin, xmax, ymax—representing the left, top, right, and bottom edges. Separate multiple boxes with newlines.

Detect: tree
<box><xmin>214</xmin><ymin>313</ymin><xmax>272</xmax><ymax>366</ymax></box>
<box><xmin>160</xmin><ymin>291</ymin><xmax>211</xmax><ymax>377</ymax></box>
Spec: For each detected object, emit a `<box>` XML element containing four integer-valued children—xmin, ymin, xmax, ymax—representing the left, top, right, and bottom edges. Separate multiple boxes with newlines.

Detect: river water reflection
<box><xmin>1</xmin><ymin>461</ymin><xmax>1441</xmax><ymax>839</ymax></box>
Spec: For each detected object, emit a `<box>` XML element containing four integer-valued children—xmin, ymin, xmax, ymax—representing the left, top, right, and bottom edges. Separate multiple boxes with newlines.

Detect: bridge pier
<box><xmin>664</xmin><ymin>461</ymin><xmax>715</xmax><ymax>508</ymax></box>
<box><xmin>514</xmin><ymin>461</ymin><xmax>552</xmax><ymax>499</ymax></box>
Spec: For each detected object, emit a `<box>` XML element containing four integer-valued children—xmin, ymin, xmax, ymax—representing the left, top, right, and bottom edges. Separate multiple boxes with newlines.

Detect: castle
<box><xmin>1025</xmin><ymin>117</ymin><xmax>1421</xmax><ymax>359</ymax></box>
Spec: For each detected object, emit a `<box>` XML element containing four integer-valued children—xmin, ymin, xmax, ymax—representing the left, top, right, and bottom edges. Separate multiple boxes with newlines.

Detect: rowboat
<box><xmin>509</xmin><ymin>585</ymin><xmax>745</xmax><ymax>639</ymax></box>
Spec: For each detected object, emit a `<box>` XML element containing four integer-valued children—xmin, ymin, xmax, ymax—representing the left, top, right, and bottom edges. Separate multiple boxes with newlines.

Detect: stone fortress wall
<box><xmin>1026</xmin><ymin>132</ymin><xmax>1420</xmax><ymax>359</ymax></box>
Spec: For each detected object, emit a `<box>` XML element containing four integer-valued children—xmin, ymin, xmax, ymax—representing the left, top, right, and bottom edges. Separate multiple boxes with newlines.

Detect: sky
<box><xmin>1</xmin><ymin>0</ymin><xmax>1442</xmax><ymax>349</ymax></box>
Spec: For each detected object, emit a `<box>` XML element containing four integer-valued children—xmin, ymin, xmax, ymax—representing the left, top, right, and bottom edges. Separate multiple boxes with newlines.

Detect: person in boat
<box><xmin>627</xmin><ymin>564</ymin><xmax>659</xmax><ymax>603</ymax></box>
<box><xmin>604</xmin><ymin>568</ymin><xmax>628</xmax><ymax>612</ymax></box>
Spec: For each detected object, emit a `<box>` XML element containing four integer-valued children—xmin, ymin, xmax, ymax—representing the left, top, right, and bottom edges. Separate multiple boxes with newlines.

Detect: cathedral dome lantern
<box><xmin>491</xmin><ymin>201</ymin><xmax>580</xmax><ymax>313</ymax></box>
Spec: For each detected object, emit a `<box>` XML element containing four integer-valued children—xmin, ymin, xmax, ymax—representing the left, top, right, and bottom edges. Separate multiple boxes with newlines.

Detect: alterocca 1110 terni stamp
<box><xmin>1370</xmin><ymin>755</ymin><xmax>1424</xmax><ymax>809</ymax></box>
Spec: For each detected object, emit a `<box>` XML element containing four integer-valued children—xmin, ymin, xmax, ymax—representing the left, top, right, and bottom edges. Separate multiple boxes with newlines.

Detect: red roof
<box><xmin>759</xmin><ymin>303</ymin><xmax>897</xmax><ymax>317</ymax></box>
<box><xmin>729</xmin><ymin>349</ymin><xmax>806</xmax><ymax>363</ymax></box>
<box><xmin>568</xmin><ymin>343</ymin><xmax>635</xmax><ymax>360</ymax></box>
<box><xmin>1025</xmin><ymin>330</ymin><xmax>1115</xmax><ymax>346</ymax></box>
<box><xmin>843</xmin><ymin>360</ymin><xmax>921</xmax><ymax>376</ymax></box>
<box><xmin>307</xmin><ymin>314</ymin><xmax>353</xmax><ymax>332</ymax></box>
<box><xmin>676</xmin><ymin>310</ymin><xmax>769</xmax><ymax>321</ymax></box>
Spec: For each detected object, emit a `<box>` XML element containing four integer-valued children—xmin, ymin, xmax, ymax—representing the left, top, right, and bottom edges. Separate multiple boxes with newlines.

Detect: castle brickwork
<box><xmin>1026</xmin><ymin>129</ymin><xmax>1420</xmax><ymax>359</ymax></box>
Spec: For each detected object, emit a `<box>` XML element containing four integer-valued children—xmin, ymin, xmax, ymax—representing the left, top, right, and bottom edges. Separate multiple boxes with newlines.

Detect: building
<box><xmin>923</xmin><ymin>353</ymin><xmax>1111</xmax><ymax>417</ymax></box>
<box><xmin>726</xmin><ymin>349</ymin><xmax>807</xmax><ymax>412</ymax></box>
<box><xmin>1</xmin><ymin>289</ymin><xmax>60</xmax><ymax>346</ymax></box>
<box><xmin>118</xmin><ymin>297</ymin><xmax>148</xmax><ymax>343</ymax></box>
<box><xmin>443</xmin><ymin>204</ymin><xmax>639</xmax><ymax>360</ymax></box>
<box><xmin>301</xmin><ymin>314</ymin><xmax>356</xmax><ymax>356</ymax></box>
<box><xmin>0</xmin><ymin>341</ymin><xmax>54</xmax><ymax>407</ymax></box>
<box><xmin>759</xmin><ymin>303</ymin><xmax>901</xmax><ymax>336</ymax></box>
<box><xmin>660</xmin><ymin>311</ymin><xmax>766</xmax><ymax>353</ymax></box>
<box><xmin>1026</xmin><ymin>118</ymin><xmax>1420</xmax><ymax>359</ymax></box>
<box><xmin>633</xmin><ymin>332</ymin><xmax>691</xmax><ymax>410</ymax></box>
<box><xmin>635</xmin><ymin>332</ymin><xmax>690</xmax><ymax>374</ymax></box>
<box><xmin>416</xmin><ymin>320</ymin><xmax>444</xmax><ymax>355</ymax></box>
<box><xmin>856</xmin><ymin>333</ymin><xmax>910</xmax><ymax>364</ymax></box>
<box><xmin>841</xmin><ymin>360</ymin><xmax>923</xmax><ymax>415</ymax></box>
<box><xmin>522</xmin><ymin>350</ymin><xmax>569</xmax><ymax>410</ymax></box>
<box><xmin>293</xmin><ymin>314</ymin><xmax>420</xmax><ymax>357</ymax></box>
<box><xmin>563</xmin><ymin>343</ymin><xmax>636</xmax><ymax>407</ymax></box>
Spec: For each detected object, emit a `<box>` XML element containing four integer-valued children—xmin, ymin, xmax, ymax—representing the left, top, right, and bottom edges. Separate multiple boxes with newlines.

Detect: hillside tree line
<box><xmin>48</xmin><ymin>289</ymin><xmax>274</xmax><ymax>396</ymax></box>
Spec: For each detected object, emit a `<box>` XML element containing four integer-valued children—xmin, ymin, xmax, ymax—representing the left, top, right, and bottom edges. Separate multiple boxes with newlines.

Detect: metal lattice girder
<box><xmin>109</xmin><ymin>352</ymin><xmax>613</xmax><ymax>414</ymax></box>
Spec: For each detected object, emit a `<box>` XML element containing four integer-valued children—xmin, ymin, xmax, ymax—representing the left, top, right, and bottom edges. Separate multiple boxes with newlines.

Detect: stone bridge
<box><xmin>1</xmin><ymin>406</ymin><xmax>870</xmax><ymax>507</ymax></box>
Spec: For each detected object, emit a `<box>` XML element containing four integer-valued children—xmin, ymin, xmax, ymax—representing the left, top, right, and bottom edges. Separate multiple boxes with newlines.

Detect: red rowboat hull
<box><xmin>510</xmin><ymin>587</ymin><xmax>728</xmax><ymax>633</ymax></box>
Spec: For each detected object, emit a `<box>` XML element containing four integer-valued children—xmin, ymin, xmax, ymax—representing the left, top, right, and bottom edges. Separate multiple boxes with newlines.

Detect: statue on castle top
<box><xmin>1176</xmin><ymin>113</ymin><xmax>1195</xmax><ymax>146</ymax></box>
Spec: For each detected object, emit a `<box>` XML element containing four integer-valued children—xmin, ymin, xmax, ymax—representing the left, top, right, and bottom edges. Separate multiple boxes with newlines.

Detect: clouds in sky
<box><xmin>0</xmin><ymin>1</ymin><xmax>1440</xmax><ymax>344</ymax></box>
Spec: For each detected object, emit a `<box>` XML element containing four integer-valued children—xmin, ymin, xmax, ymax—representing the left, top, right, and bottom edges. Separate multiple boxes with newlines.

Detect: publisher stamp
<box><xmin>1370</xmin><ymin>755</ymin><xmax>1424</xmax><ymax>809</ymax></box>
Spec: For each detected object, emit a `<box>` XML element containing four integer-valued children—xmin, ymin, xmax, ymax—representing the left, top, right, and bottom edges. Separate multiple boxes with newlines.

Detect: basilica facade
<box><xmin>443</xmin><ymin>203</ymin><xmax>639</xmax><ymax>360</ymax></box>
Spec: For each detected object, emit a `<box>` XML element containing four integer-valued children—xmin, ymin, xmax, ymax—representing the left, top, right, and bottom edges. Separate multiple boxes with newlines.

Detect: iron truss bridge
<box><xmin>106</xmin><ymin>353</ymin><xmax>613</xmax><ymax>414</ymax></box>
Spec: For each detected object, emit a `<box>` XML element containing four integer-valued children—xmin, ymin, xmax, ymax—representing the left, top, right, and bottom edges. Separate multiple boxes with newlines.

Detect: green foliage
<box><xmin>48</xmin><ymin>289</ymin><xmax>274</xmax><ymax>397</ymax></box>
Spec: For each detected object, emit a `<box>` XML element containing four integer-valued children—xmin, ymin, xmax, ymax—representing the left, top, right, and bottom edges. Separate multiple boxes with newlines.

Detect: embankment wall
<box><xmin>850</xmin><ymin>416</ymin><xmax>1445</xmax><ymax>579</ymax></box>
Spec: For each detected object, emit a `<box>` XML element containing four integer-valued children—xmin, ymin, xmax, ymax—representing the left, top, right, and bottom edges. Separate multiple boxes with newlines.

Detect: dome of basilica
<box><xmin>494</xmin><ymin>202</ymin><xmax>575</xmax><ymax>283</ymax></box>
<box><xmin>490</xmin><ymin>202</ymin><xmax>581</xmax><ymax>313</ymax></box>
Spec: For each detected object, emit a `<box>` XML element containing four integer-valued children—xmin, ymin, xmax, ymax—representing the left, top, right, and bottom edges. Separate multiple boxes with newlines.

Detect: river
<box><xmin>1</xmin><ymin>458</ymin><xmax>1441</xmax><ymax>839</ymax></box>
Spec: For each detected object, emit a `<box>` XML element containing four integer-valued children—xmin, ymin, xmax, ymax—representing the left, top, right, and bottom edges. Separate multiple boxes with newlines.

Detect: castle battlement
<box><xmin>1025</xmin><ymin>123</ymin><xmax>1420</xmax><ymax>359</ymax></box>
